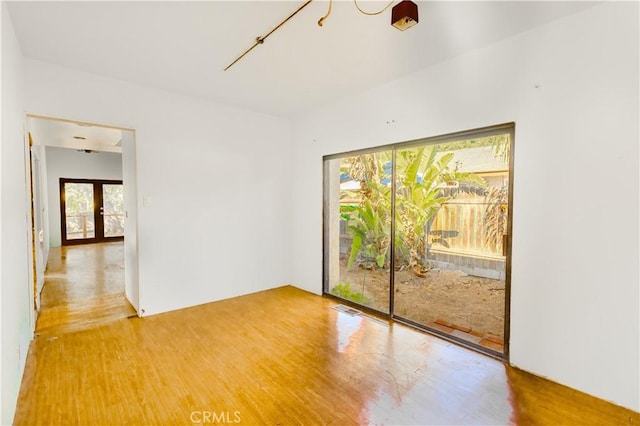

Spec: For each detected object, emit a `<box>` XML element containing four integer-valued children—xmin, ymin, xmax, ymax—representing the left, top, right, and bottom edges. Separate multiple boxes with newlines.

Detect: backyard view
<box><xmin>64</xmin><ymin>182</ymin><xmax>96</xmax><ymax>240</ymax></box>
<box><xmin>64</xmin><ymin>181</ymin><xmax>125</xmax><ymax>241</ymax></box>
<box><xmin>325</xmin><ymin>132</ymin><xmax>511</xmax><ymax>355</ymax></box>
<box><xmin>102</xmin><ymin>184</ymin><xmax>125</xmax><ymax>238</ymax></box>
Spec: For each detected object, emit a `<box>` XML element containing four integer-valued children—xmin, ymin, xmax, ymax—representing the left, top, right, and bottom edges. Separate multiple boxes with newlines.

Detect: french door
<box><xmin>60</xmin><ymin>178</ymin><xmax>124</xmax><ymax>245</ymax></box>
<box><xmin>323</xmin><ymin>124</ymin><xmax>514</xmax><ymax>358</ymax></box>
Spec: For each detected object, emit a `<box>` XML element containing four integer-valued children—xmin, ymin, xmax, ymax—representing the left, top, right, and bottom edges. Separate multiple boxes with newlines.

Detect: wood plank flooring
<box><xmin>35</xmin><ymin>242</ymin><xmax>136</xmax><ymax>338</ymax></box>
<box><xmin>15</xmin><ymin>284</ymin><xmax>638</xmax><ymax>425</ymax></box>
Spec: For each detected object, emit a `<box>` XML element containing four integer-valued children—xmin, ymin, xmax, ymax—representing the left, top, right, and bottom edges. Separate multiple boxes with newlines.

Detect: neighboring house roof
<box><xmin>438</xmin><ymin>146</ymin><xmax>508</xmax><ymax>174</ymax></box>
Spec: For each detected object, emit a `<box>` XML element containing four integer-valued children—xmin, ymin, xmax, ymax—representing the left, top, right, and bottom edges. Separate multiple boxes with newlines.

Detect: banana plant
<box><xmin>341</xmin><ymin>181</ymin><xmax>391</xmax><ymax>270</ymax></box>
<box><xmin>340</xmin><ymin>146</ymin><xmax>486</xmax><ymax>273</ymax></box>
<box><xmin>395</xmin><ymin>146</ymin><xmax>486</xmax><ymax>270</ymax></box>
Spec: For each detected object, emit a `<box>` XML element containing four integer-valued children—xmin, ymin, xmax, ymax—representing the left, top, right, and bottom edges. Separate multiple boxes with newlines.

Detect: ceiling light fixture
<box><xmin>317</xmin><ymin>0</ymin><xmax>332</xmax><ymax>26</ymax></box>
<box><xmin>224</xmin><ymin>0</ymin><xmax>313</xmax><ymax>71</ymax></box>
<box><xmin>318</xmin><ymin>0</ymin><xmax>418</xmax><ymax>30</ymax></box>
<box><xmin>224</xmin><ymin>0</ymin><xmax>419</xmax><ymax>71</ymax></box>
<box><xmin>391</xmin><ymin>0</ymin><xmax>419</xmax><ymax>31</ymax></box>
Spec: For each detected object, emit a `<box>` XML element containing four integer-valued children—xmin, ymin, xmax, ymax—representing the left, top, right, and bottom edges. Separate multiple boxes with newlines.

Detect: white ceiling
<box><xmin>8</xmin><ymin>1</ymin><xmax>597</xmax><ymax>118</ymax></box>
<box><xmin>28</xmin><ymin>116</ymin><xmax>124</xmax><ymax>153</ymax></box>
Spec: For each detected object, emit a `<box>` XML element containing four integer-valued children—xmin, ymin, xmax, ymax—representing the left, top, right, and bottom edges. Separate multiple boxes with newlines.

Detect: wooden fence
<box><xmin>430</xmin><ymin>200</ymin><xmax>505</xmax><ymax>259</ymax></box>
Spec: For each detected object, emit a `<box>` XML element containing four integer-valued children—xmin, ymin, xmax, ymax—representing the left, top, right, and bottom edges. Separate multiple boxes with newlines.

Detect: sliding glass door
<box><xmin>324</xmin><ymin>151</ymin><xmax>392</xmax><ymax>313</ymax></box>
<box><xmin>392</xmin><ymin>134</ymin><xmax>511</xmax><ymax>356</ymax></box>
<box><xmin>323</xmin><ymin>125</ymin><xmax>513</xmax><ymax>358</ymax></box>
<box><xmin>61</xmin><ymin>178</ymin><xmax>124</xmax><ymax>245</ymax></box>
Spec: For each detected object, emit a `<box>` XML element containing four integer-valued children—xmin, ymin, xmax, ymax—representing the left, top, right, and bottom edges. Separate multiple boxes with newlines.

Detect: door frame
<box><xmin>60</xmin><ymin>178</ymin><xmax>125</xmax><ymax>246</ymax></box>
<box><xmin>322</xmin><ymin>122</ymin><xmax>515</xmax><ymax>360</ymax></box>
<box><xmin>26</xmin><ymin>113</ymin><xmax>141</xmax><ymax>320</ymax></box>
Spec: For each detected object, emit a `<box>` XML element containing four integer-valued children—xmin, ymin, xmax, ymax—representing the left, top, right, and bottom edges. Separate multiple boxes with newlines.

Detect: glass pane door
<box><xmin>64</xmin><ymin>182</ymin><xmax>96</xmax><ymax>241</ymax></box>
<box><xmin>102</xmin><ymin>184</ymin><xmax>124</xmax><ymax>238</ymax></box>
<box><xmin>61</xmin><ymin>179</ymin><xmax>125</xmax><ymax>245</ymax></box>
<box><xmin>324</xmin><ymin>151</ymin><xmax>392</xmax><ymax>313</ymax></box>
<box><xmin>393</xmin><ymin>134</ymin><xmax>510</xmax><ymax>356</ymax></box>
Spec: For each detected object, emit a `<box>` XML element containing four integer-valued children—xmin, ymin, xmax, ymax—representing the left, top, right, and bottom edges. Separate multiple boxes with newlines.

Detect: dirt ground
<box><xmin>337</xmin><ymin>263</ymin><xmax>505</xmax><ymax>338</ymax></box>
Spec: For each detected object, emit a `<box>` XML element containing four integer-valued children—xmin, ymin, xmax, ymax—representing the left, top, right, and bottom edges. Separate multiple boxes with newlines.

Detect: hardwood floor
<box><xmin>15</xmin><ymin>284</ymin><xmax>638</xmax><ymax>425</ymax></box>
<box><xmin>35</xmin><ymin>242</ymin><xmax>136</xmax><ymax>338</ymax></box>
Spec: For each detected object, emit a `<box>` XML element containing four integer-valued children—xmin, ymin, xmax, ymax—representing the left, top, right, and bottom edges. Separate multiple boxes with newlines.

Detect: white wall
<box><xmin>31</xmin><ymin>144</ymin><xmax>49</xmax><ymax>307</ymax></box>
<box><xmin>0</xmin><ymin>3</ymin><xmax>33</xmax><ymax>423</ymax></box>
<box><xmin>121</xmin><ymin>131</ymin><xmax>140</xmax><ymax>312</ymax></box>
<box><xmin>25</xmin><ymin>60</ymin><xmax>293</xmax><ymax>317</ymax></box>
<box><xmin>44</xmin><ymin>146</ymin><xmax>123</xmax><ymax>247</ymax></box>
<box><xmin>291</xmin><ymin>2</ymin><xmax>639</xmax><ymax>412</ymax></box>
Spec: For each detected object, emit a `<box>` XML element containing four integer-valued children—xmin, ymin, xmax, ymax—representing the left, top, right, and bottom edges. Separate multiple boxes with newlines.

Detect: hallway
<box><xmin>35</xmin><ymin>242</ymin><xmax>136</xmax><ymax>338</ymax></box>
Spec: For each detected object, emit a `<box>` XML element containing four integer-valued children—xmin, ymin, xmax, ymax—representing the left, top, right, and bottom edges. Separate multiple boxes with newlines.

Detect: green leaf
<box><xmin>346</xmin><ymin>234</ymin><xmax>362</xmax><ymax>271</ymax></box>
<box><xmin>340</xmin><ymin>205</ymin><xmax>358</xmax><ymax>213</ymax></box>
<box><xmin>403</xmin><ymin>147</ymin><xmax>424</xmax><ymax>188</ymax></box>
<box><xmin>348</xmin><ymin>227</ymin><xmax>366</xmax><ymax>240</ymax></box>
<box><xmin>376</xmin><ymin>255</ymin><xmax>385</xmax><ymax>268</ymax></box>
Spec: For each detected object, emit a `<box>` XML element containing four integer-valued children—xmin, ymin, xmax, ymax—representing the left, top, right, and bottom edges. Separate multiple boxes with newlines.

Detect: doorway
<box><xmin>60</xmin><ymin>178</ymin><xmax>124</xmax><ymax>245</ymax></box>
<box><xmin>27</xmin><ymin>114</ymin><xmax>141</xmax><ymax>326</ymax></box>
<box><xmin>323</xmin><ymin>124</ymin><xmax>514</xmax><ymax>358</ymax></box>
